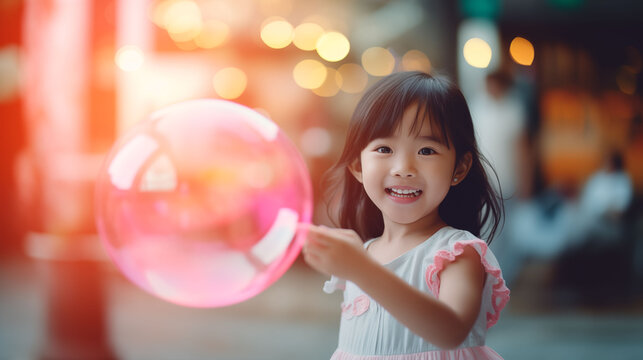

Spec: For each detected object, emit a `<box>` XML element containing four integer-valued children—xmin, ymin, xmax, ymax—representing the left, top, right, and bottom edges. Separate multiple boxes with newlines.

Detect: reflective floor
<box><xmin>1</xmin><ymin>256</ymin><xmax>643</xmax><ymax>360</ymax></box>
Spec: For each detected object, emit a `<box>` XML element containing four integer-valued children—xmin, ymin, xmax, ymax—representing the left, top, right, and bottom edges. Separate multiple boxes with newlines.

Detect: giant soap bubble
<box><xmin>95</xmin><ymin>99</ymin><xmax>312</xmax><ymax>307</ymax></box>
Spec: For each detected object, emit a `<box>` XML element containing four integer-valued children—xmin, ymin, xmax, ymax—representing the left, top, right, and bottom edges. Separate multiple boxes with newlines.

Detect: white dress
<box><xmin>323</xmin><ymin>226</ymin><xmax>510</xmax><ymax>360</ymax></box>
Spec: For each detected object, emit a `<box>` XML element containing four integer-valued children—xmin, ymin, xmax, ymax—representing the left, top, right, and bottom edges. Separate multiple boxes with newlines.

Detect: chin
<box><xmin>387</xmin><ymin>215</ymin><xmax>423</xmax><ymax>225</ymax></box>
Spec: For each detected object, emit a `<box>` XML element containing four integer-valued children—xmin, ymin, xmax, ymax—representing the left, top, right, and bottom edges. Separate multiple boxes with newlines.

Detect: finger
<box><xmin>302</xmin><ymin>226</ymin><xmax>325</xmax><ymax>245</ymax></box>
<box><xmin>304</xmin><ymin>225</ymin><xmax>358</xmax><ymax>248</ymax></box>
<box><xmin>308</xmin><ymin>233</ymin><xmax>335</xmax><ymax>248</ymax></box>
<box><xmin>335</xmin><ymin>228</ymin><xmax>356</xmax><ymax>235</ymax></box>
<box><xmin>319</xmin><ymin>226</ymin><xmax>359</xmax><ymax>241</ymax></box>
<box><xmin>299</xmin><ymin>224</ymin><xmax>332</xmax><ymax>242</ymax></box>
<box><xmin>303</xmin><ymin>251</ymin><xmax>324</xmax><ymax>272</ymax></box>
<box><xmin>304</xmin><ymin>226</ymin><xmax>332</xmax><ymax>242</ymax></box>
<box><xmin>307</xmin><ymin>223</ymin><xmax>337</xmax><ymax>234</ymax></box>
<box><xmin>306</xmin><ymin>236</ymin><xmax>330</xmax><ymax>250</ymax></box>
<box><xmin>315</xmin><ymin>229</ymin><xmax>360</xmax><ymax>247</ymax></box>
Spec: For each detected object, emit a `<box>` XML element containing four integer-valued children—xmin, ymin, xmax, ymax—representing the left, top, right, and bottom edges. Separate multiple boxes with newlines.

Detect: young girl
<box><xmin>302</xmin><ymin>71</ymin><xmax>510</xmax><ymax>359</ymax></box>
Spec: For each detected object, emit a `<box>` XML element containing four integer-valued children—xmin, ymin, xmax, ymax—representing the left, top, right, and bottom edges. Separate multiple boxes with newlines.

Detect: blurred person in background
<box><xmin>503</xmin><ymin>149</ymin><xmax>634</xmax><ymax>302</ymax></box>
<box><xmin>470</xmin><ymin>70</ymin><xmax>530</xmax><ymax>201</ymax></box>
<box><xmin>470</xmin><ymin>70</ymin><xmax>530</xmax><ymax>286</ymax></box>
<box><xmin>545</xmin><ymin>150</ymin><xmax>635</xmax><ymax>305</ymax></box>
<box><xmin>570</xmin><ymin>151</ymin><xmax>633</xmax><ymax>245</ymax></box>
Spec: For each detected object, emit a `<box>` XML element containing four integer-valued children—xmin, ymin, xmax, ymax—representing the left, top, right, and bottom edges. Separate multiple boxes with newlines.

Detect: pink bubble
<box><xmin>95</xmin><ymin>99</ymin><xmax>312</xmax><ymax>307</ymax></box>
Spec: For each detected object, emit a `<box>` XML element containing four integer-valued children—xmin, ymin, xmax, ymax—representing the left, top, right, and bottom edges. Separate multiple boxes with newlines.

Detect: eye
<box><xmin>418</xmin><ymin>147</ymin><xmax>436</xmax><ymax>155</ymax></box>
<box><xmin>375</xmin><ymin>146</ymin><xmax>392</xmax><ymax>154</ymax></box>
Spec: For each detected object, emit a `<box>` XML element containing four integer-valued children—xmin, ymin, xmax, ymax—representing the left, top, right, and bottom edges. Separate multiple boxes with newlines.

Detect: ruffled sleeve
<box><xmin>425</xmin><ymin>239</ymin><xmax>510</xmax><ymax>329</ymax></box>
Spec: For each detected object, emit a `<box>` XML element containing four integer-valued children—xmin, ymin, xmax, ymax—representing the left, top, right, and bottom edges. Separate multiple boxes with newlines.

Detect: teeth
<box><xmin>388</xmin><ymin>188</ymin><xmax>421</xmax><ymax>197</ymax></box>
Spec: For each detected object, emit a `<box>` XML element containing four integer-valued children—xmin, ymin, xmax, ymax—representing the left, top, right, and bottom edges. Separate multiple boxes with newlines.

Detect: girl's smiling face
<box><xmin>350</xmin><ymin>104</ymin><xmax>467</xmax><ymax>228</ymax></box>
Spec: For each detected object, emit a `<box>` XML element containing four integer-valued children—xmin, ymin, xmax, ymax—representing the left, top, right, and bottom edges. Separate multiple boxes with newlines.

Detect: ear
<box><xmin>451</xmin><ymin>152</ymin><xmax>472</xmax><ymax>186</ymax></box>
<box><xmin>348</xmin><ymin>158</ymin><xmax>363</xmax><ymax>184</ymax></box>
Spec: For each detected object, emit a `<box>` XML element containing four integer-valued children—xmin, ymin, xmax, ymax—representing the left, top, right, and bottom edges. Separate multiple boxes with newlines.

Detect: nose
<box><xmin>391</xmin><ymin>154</ymin><xmax>416</xmax><ymax>178</ymax></box>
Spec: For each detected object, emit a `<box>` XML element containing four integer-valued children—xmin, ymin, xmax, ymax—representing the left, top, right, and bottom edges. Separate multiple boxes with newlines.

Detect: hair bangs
<box><xmin>357</xmin><ymin>77</ymin><xmax>451</xmax><ymax>148</ymax></box>
<box><xmin>357</xmin><ymin>93</ymin><xmax>410</xmax><ymax>146</ymax></box>
<box><xmin>406</xmin><ymin>102</ymin><xmax>450</xmax><ymax>148</ymax></box>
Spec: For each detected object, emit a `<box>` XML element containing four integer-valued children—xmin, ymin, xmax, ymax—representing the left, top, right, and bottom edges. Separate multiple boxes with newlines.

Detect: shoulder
<box><xmin>425</xmin><ymin>227</ymin><xmax>490</xmax><ymax>275</ymax></box>
<box><xmin>431</xmin><ymin>227</ymin><xmax>497</xmax><ymax>267</ymax></box>
<box><xmin>432</xmin><ymin>226</ymin><xmax>483</xmax><ymax>248</ymax></box>
<box><xmin>425</xmin><ymin>227</ymin><xmax>510</xmax><ymax>329</ymax></box>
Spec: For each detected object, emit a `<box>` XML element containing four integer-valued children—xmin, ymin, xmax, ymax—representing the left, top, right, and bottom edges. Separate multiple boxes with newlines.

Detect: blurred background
<box><xmin>1</xmin><ymin>0</ymin><xmax>643</xmax><ymax>359</ymax></box>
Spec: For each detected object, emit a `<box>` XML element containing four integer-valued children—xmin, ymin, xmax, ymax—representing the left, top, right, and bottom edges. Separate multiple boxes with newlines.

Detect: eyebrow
<box><xmin>417</xmin><ymin>135</ymin><xmax>446</xmax><ymax>145</ymax></box>
<box><xmin>376</xmin><ymin>133</ymin><xmax>446</xmax><ymax>145</ymax></box>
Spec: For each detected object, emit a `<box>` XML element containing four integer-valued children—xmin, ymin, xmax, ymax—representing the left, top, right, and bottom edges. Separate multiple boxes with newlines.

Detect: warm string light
<box><xmin>402</xmin><ymin>50</ymin><xmax>431</xmax><ymax>73</ymax></box>
<box><xmin>261</xmin><ymin>18</ymin><xmax>294</xmax><ymax>49</ymax></box>
<box><xmin>151</xmin><ymin>1</ymin><xmax>437</xmax><ymax>98</ymax></box>
<box><xmin>461</xmin><ymin>35</ymin><xmax>536</xmax><ymax>69</ymax></box>
<box><xmin>312</xmin><ymin>67</ymin><xmax>342</xmax><ymax>97</ymax></box>
<box><xmin>316</xmin><ymin>32</ymin><xmax>350</xmax><ymax>62</ymax></box>
<box><xmin>463</xmin><ymin>38</ymin><xmax>492</xmax><ymax>69</ymax></box>
<box><xmin>195</xmin><ymin>20</ymin><xmax>230</xmax><ymax>49</ymax></box>
<box><xmin>293</xmin><ymin>59</ymin><xmax>327</xmax><ymax>89</ymax></box>
<box><xmin>115</xmin><ymin>45</ymin><xmax>144</xmax><ymax>72</ymax></box>
<box><xmin>163</xmin><ymin>0</ymin><xmax>203</xmax><ymax>43</ymax></box>
<box><xmin>362</xmin><ymin>47</ymin><xmax>395</xmax><ymax>76</ymax></box>
<box><xmin>510</xmin><ymin>37</ymin><xmax>535</xmax><ymax>66</ymax></box>
<box><xmin>293</xmin><ymin>22</ymin><xmax>324</xmax><ymax>51</ymax></box>
<box><xmin>213</xmin><ymin>67</ymin><xmax>247</xmax><ymax>99</ymax></box>
<box><xmin>337</xmin><ymin>63</ymin><xmax>369</xmax><ymax>94</ymax></box>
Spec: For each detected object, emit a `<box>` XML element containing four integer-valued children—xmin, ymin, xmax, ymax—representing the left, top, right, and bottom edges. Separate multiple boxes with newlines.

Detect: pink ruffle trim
<box><xmin>425</xmin><ymin>240</ymin><xmax>510</xmax><ymax>329</ymax></box>
<box><xmin>331</xmin><ymin>346</ymin><xmax>504</xmax><ymax>360</ymax></box>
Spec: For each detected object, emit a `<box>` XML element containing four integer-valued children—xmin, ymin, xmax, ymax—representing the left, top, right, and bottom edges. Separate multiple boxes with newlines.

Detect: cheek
<box><xmin>428</xmin><ymin>164</ymin><xmax>456</xmax><ymax>192</ymax></box>
<box><xmin>359</xmin><ymin>165</ymin><xmax>385</xmax><ymax>199</ymax></box>
<box><xmin>359</xmin><ymin>156</ymin><xmax>381</xmax><ymax>181</ymax></box>
<box><xmin>439</xmin><ymin>158</ymin><xmax>457</xmax><ymax>181</ymax></box>
<box><xmin>361</xmin><ymin>170</ymin><xmax>380</xmax><ymax>194</ymax></box>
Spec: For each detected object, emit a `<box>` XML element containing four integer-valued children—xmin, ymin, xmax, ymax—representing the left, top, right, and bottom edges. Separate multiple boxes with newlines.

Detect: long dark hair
<box><xmin>323</xmin><ymin>71</ymin><xmax>503</xmax><ymax>244</ymax></box>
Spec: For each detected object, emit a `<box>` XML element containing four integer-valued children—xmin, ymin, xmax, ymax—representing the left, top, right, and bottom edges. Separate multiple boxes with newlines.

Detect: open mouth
<box><xmin>385</xmin><ymin>187</ymin><xmax>423</xmax><ymax>198</ymax></box>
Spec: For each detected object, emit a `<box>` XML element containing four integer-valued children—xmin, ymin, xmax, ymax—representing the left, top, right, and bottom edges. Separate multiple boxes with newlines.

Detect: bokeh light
<box><xmin>293</xmin><ymin>59</ymin><xmax>327</xmax><ymax>89</ymax></box>
<box><xmin>95</xmin><ymin>99</ymin><xmax>313</xmax><ymax>308</ymax></box>
<box><xmin>337</xmin><ymin>63</ymin><xmax>369</xmax><ymax>94</ymax></box>
<box><xmin>115</xmin><ymin>45</ymin><xmax>144</xmax><ymax>72</ymax></box>
<box><xmin>312</xmin><ymin>67</ymin><xmax>342</xmax><ymax>97</ymax></box>
<box><xmin>293</xmin><ymin>22</ymin><xmax>324</xmax><ymax>51</ymax></box>
<box><xmin>510</xmin><ymin>37</ymin><xmax>535</xmax><ymax>66</ymax></box>
<box><xmin>362</xmin><ymin>47</ymin><xmax>396</xmax><ymax>76</ymax></box>
<box><xmin>164</xmin><ymin>0</ymin><xmax>203</xmax><ymax>42</ymax></box>
<box><xmin>261</xmin><ymin>19</ymin><xmax>294</xmax><ymax>49</ymax></box>
<box><xmin>150</xmin><ymin>0</ymin><xmax>174</xmax><ymax>28</ymax></box>
<box><xmin>316</xmin><ymin>31</ymin><xmax>350</xmax><ymax>62</ymax></box>
<box><xmin>194</xmin><ymin>20</ymin><xmax>229</xmax><ymax>49</ymax></box>
<box><xmin>401</xmin><ymin>49</ymin><xmax>432</xmax><ymax>73</ymax></box>
<box><xmin>213</xmin><ymin>67</ymin><xmax>247</xmax><ymax>99</ymax></box>
<box><xmin>463</xmin><ymin>37</ymin><xmax>492</xmax><ymax>69</ymax></box>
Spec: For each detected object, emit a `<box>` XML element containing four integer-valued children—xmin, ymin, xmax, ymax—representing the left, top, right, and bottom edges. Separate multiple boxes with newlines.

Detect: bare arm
<box><xmin>303</xmin><ymin>224</ymin><xmax>485</xmax><ymax>349</ymax></box>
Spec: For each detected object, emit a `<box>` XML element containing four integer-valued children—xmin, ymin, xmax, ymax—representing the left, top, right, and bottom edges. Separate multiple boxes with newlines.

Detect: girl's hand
<box><xmin>300</xmin><ymin>224</ymin><xmax>368</xmax><ymax>280</ymax></box>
